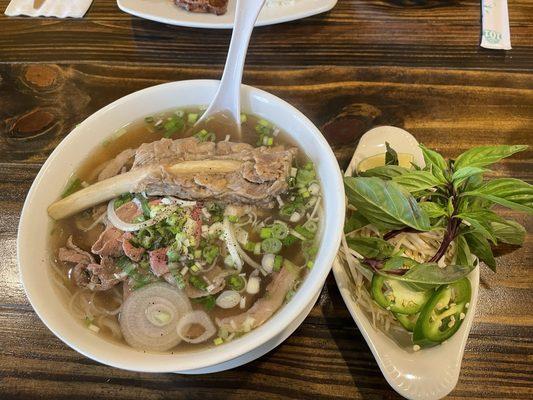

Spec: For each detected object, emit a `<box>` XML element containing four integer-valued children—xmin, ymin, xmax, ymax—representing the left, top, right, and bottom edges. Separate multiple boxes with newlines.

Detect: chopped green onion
<box><xmin>226</xmin><ymin>274</ymin><xmax>246</xmax><ymax>291</ymax></box>
<box><xmin>303</xmin><ymin>220</ymin><xmax>318</xmax><ymax>233</ymax></box>
<box><xmin>271</xmin><ymin>222</ymin><xmax>289</xmax><ymax>239</ymax></box>
<box><xmin>114</xmin><ymin>192</ymin><xmax>134</xmax><ymax>209</ymax></box>
<box><xmin>260</xmin><ymin>227</ymin><xmax>272</xmax><ymax>239</ymax></box>
<box><xmin>213</xmin><ymin>337</ymin><xmax>224</xmax><ymax>346</ymax></box>
<box><xmin>294</xmin><ymin>225</ymin><xmax>315</xmax><ymax>240</ymax></box>
<box><xmin>169</xmin><ymin>267</ymin><xmax>186</xmax><ymax>289</ymax></box>
<box><xmin>228</xmin><ymin>215</ymin><xmax>239</xmax><ymax>223</ymax></box>
<box><xmin>190</xmin><ymin>264</ymin><xmax>200</xmax><ymax>273</ymax></box>
<box><xmin>202</xmin><ymin>245</ymin><xmax>219</xmax><ymax>264</ymax></box>
<box><xmin>274</xmin><ymin>255</ymin><xmax>283</xmax><ymax>271</ymax></box>
<box><xmin>240</xmin><ymin>113</ymin><xmax>248</xmax><ymax>123</ymax></box>
<box><xmin>189</xmin><ymin>275</ymin><xmax>207</xmax><ymax>291</ymax></box>
<box><xmin>193</xmin><ymin>295</ymin><xmax>215</xmax><ymax>311</ymax></box>
<box><xmin>135</xmin><ymin>194</ymin><xmax>151</xmax><ymax>218</ymax></box>
<box><xmin>254</xmin><ymin>242</ymin><xmax>262</xmax><ymax>255</ymax></box>
<box><xmin>194</xmin><ymin>129</ymin><xmax>216</xmax><ymax>142</ymax></box>
<box><xmin>187</xmin><ymin>113</ymin><xmax>198</xmax><ymax>124</ymax></box>
<box><xmin>144</xmin><ymin>116</ymin><xmax>154</xmax><ymax>123</ymax></box>
<box><xmin>167</xmin><ymin>247</ymin><xmax>180</xmax><ymax>262</ymax></box>
<box><xmin>261</xmin><ymin>238</ymin><xmax>282</xmax><ymax>254</ymax></box>
<box><xmin>244</xmin><ymin>242</ymin><xmax>256</xmax><ymax>252</ymax></box>
<box><xmin>307</xmin><ymin>261</ymin><xmax>314</xmax><ymax>269</ymax></box>
<box><xmin>258</xmin><ymin>118</ymin><xmax>270</xmax><ymax>127</ymax></box>
<box><xmin>62</xmin><ymin>178</ymin><xmax>82</xmax><ymax>198</ymax></box>
<box><xmin>281</xmin><ymin>234</ymin><xmax>298</xmax><ymax>247</ymax></box>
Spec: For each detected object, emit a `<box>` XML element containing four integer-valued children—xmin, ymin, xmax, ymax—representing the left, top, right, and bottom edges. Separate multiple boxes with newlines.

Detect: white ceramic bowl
<box><xmin>17</xmin><ymin>80</ymin><xmax>345</xmax><ymax>373</ymax></box>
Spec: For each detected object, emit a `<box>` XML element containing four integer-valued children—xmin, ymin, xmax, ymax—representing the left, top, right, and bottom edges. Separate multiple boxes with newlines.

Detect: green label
<box><xmin>483</xmin><ymin>29</ymin><xmax>502</xmax><ymax>44</ymax></box>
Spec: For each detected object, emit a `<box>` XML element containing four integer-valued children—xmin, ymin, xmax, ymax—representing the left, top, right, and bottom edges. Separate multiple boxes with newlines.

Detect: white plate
<box><xmin>117</xmin><ymin>0</ymin><xmax>337</xmax><ymax>29</ymax></box>
<box><xmin>333</xmin><ymin>126</ymin><xmax>480</xmax><ymax>400</ymax></box>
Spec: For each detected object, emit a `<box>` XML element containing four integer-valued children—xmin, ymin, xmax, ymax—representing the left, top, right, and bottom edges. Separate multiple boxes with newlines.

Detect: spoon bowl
<box><xmin>333</xmin><ymin>126</ymin><xmax>480</xmax><ymax>400</ymax></box>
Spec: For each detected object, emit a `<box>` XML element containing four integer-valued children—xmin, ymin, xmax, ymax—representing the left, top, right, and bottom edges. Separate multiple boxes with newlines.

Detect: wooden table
<box><xmin>1</xmin><ymin>1</ymin><xmax>532</xmax><ymax>398</ymax></box>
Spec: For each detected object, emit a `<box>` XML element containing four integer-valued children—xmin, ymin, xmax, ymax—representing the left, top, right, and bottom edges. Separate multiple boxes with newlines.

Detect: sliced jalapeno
<box><xmin>413</xmin><ymin>278</ymin><xmax>471</xmax><ymax>347</ymax></box>
<box><xmin>393</xmin><ymin>312</ymin><xmax>418</xmax><ymax>332</ymax></box>
<box><xmin>371</xmin><ymin>274</ymin><xmax>432</xmax><ymax>315</ymax></box>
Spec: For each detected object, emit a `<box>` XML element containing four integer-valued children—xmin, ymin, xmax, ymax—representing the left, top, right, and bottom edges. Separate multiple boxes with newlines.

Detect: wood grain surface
<box><xmin>0</xmin><ymin>1</ymin><xmax>532</xmax><ymax>399</ymax></box>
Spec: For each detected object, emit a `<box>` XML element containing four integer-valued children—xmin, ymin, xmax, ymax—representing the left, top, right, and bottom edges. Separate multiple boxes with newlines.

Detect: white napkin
<box><xmin>5</xmin><ymin>0</ymin><xmax>93</xmax><ymax>18</ymax></box>
<box><xmin>481</xmin><ymin>0</ymin><xmax>512</xmax><ymax>50</ymax></box>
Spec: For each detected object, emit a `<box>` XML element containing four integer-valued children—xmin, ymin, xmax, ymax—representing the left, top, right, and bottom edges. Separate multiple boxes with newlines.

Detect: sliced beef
<box><xmin>97</xmin><ymin>148</ymin><xmax>135</xmax><ymax>181</ymax></box>
<box><xmin>91</xmin><ymin>202</ymin><xmax>141</xmax><ymax>258</ymax></box>
<box><xmin>175</xmin><ymin>0</ymin><xmax>228</xmax><ymax>15</ymax></box>
<box><xmin>121</xmin><ymin>232</ymin><xmax>145</xmax><ymax>262</ymax></box>
<box><xmin>58</xmin><ymin>236</ymin><xmax>95</xmax><ymax>265</ymax></box>
<box><xmin>149</xmin><ymin>247</ymin><xmax>169</xmax><ymax>277</ymax></box>
<box><xmin>72</xmin><ymin>256</ymin><xmax>123</xmax><ymax>291</ymax></box>
<box><xmin>216</xmin><ymin>263</ymin><xmax>298</xmax><ymax>333</ymax></box>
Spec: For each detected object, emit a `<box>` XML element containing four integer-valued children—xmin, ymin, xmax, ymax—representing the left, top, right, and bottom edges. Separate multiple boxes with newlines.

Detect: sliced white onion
<box><xmin>308</xmin><ymin>183</ymin><xmax>320</xmax><ymax>196</ymax></box>
<box><xmin>176</xmin><ymin>311</ymin><xmax>216</xmax><ymax>344</ymax></box>
<box><xmin>261</xmin><ymin>253</ymin><xmax>275</xmax><ymax>274</ymax></box>
<box><xmin>290</xmin><ymin>212</ymin><xmax>301</xmax><ymax>223</ymax></box>
<box><xmin>222</xmin><ymin>217</ymin><xmax>243</xmax><ymax>271</ymax></box>
<box><xmin>107</xmin><ymin>200</ymin><xmax>177</xmax><ymax>232</ymax></box>
<box><xmin>209</xmin><ymin>222</ymin><xmax>224</xmax><ymax>237</ymax></box>
<box><xmin>216</xmin><ymin>290</ymin><xmax>241</xmax><ymax>309</ymax></box>
<box><xmin>119</xmin><ymin>282</ymin><xmax>191</xmax><ymax>352</ymax></box>
<box><xmin>246</xmin><ymin>276</ymin><xmax>261</xmax><ymax>295</ymax></box>
<box><xmin>224</xmin><ymin>217</ymin><xmax>262</xmax><ymax>270</ymax></box>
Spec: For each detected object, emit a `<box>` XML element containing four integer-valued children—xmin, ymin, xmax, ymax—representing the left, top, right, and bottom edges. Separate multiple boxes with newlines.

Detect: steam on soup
<box><xmin>49</xmin><ymin>108</ymin><xmax>322</xmax><ymax>353</ymax></box>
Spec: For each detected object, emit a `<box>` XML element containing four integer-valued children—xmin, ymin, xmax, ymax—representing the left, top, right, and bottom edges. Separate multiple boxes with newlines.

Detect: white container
<box><xmin>333</xmin><ymin>126</ymin><xmax>480</xmax><ymax>399</ymax></box>
<box><xmin>17</xmin><ymin>80</ymin><xmax>345</xmax><ymax>373</ymax></box>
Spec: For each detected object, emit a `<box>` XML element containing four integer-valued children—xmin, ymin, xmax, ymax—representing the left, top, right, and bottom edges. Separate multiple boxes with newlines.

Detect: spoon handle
<box><xmin>203</xmin><ymin>0</ymin><xmax>266</xmax><ymax>127</ymax></box>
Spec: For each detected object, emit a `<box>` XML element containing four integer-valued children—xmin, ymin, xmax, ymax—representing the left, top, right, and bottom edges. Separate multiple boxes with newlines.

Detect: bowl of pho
<box><xmin>17</xmin><ymin>80</ymin><xmax>345</xmax><ymax>373</ymax></box>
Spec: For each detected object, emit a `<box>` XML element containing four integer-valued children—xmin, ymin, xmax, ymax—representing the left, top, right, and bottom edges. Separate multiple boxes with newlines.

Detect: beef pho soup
<box><xmin>49</xmin><ymin>108</ymin><xmax>323</xmax><ymax>353</ymax></box>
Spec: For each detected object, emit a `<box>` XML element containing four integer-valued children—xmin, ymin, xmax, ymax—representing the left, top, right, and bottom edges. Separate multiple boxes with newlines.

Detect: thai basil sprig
<box><xmin>344</xmin><ymin>143</ymin><xmax>531</xmax><ymax>284</ymax></box>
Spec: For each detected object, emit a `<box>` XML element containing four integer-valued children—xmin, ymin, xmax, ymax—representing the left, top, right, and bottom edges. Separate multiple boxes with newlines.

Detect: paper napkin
<box><xmin>5</xmin><ymin>0</ymin><xmax>93</xmax><ymax>18</ymax></box>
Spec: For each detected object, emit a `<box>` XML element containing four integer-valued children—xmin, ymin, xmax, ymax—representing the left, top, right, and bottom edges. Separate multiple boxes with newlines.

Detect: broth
<box><xmin>51</xmin><ymin>107</ymin><xmax>322</xmax><ymax>353</ymax></box>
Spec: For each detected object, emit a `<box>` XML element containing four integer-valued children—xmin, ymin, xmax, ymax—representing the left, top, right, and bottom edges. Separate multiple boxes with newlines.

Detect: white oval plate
<box><xmin>117</xmin><ymin>0</ymin><xmax>337</xmax><ymax>29</ymax></box>
<box><xmin>332</xmin><ymin>126</ymin><xmax>480</xmax><ymax>400</ymax></box>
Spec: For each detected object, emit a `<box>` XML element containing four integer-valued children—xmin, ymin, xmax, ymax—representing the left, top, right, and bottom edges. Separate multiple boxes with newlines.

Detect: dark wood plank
<box><xmin>1</xmin><ymin>64</ymin><xmax>532</xmax><ymax>166</ymax></box>
<box><xmin>0</xmin><ymin>0</ymin><xmax>532</xmax><ymax>70</ymax></box>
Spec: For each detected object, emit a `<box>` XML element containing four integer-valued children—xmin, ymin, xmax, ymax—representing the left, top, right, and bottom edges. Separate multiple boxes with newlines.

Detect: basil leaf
<box><xmin>462</xmin><ymin>178</ymin><xmax>533</xmax><ymax>214</ymax></box>
<box><xmin>359</xmin><ymin>165</ymin><xmax>408</xmax><ymax>180</ymax></box>
<box><xmin>344</xmin><ymin>177</ymin><xmax>431</xmax><ymax>231</ymax></box>
<box><xmin>454</xmin><ymin>145</ymin><xmax>528</xmax><ymax>170</ymax></box>
<box><xmin>385</xmin><ymin>142</ymin><xmax>399</xmax><ymax>166</ymax></box>
<box><xmin>491</xmin><ymin>219</ymin><xmax>526</xmax><ymax>245</ymax></box>
<box><xmin>419</xmin><ymin>202</ymin><xmax>447</xmax><ymax>218</ymax></box>
<box><xmin>420</xmin><ymin>144</ymin><xmax>447</xmax><ymax>171</ymax></box>
<box><xmin>452</xmin><ymin>166</ymin><xmax>487</xmax><ymax>188</ymax></box>
<box><xmin>420</xmin><ymin>144</ymin><xmax>448</xmax><ymax>182</ymax></box>
<box><xmin>347</xmin><ymin>237</ymin><xmax>395</xmax><ymax>260</ymax></box>
<box><xmin>464</xmin><ymin>231</ymin><xmax>496</xmax><ymax>271</ymax></box>
<box><xmin>393</xmin><ymin>170</ymin><xmax>444</xmax><ymax>193</ymax></box>
<box><xmin>455</xmin><ymin>235</ymin><xmax>473</xmax><ymax>267</ymax></box>
<box><xmin>379</xmin><ymin>258</ymin><xmax>474</xmax><ymax>285</ymax></box>
<box><xmin>455</xmin><ymin>210</ymin><xmax>503</xmax><ymax>243</ymax></box>
<box><xmin>344</xmin><ymin>211</ymin><xmax>369</xmax><ymax>233</ymax></box>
